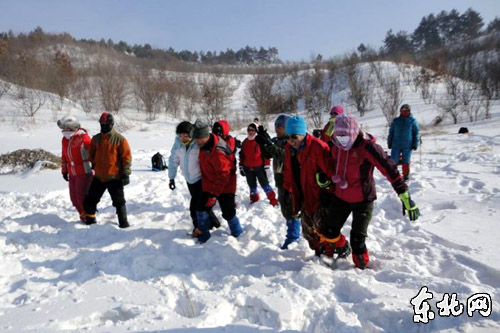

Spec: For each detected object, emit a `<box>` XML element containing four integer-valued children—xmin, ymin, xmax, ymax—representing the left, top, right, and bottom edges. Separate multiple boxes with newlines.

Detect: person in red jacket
<box><xmin>239</xmin><ymin>122</ymin><xmax>278</xmax><ymax>206</ymax></box>
<box><xmin>321</xmin><ymin>105</ymin><xmax>344</xmax><ymax>145</ymax></box>
<box><xmin>193</xmin><ymin>119</ymin><xmax>242</xmax><ymax>243</ymax></box>
<box><xmin>57</xmin><ymin>115</ymin><xmax>93</xmax><ymax>222</ymax></box>
<box><xmin>212</xmin><ymin>119</ymin><xmax>238</xmax><ymax>195</ymax></box>
<box><xmin>317</xmin><ymin>114</ymin><xmax>420</xmax><ymax>269</ymax></box>
<box><xmin>282</xmin><ymin>116</ymin><xmax>334</xmax><ymax>255</ymax></box>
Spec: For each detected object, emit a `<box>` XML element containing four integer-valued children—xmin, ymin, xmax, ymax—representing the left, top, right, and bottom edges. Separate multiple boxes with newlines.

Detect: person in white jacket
<box><xmin>168</xmin><ymin>121</ymin><xmax>220</xmax><ymax>235</ymax></box>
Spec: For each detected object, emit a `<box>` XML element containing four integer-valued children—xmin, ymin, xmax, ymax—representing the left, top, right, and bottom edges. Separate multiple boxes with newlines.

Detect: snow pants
<box><xmin>323</xmin><ymin>195</ymin><xmax>374</xmax><ymax>256</ymax></box>
<box><xmin>187</xmin><ymin>180</ymin><xmax>220</xmax><ymax>229</ymax></box>
<box><xmin>278</xmin><ymin>187</ymin><xmax>296</xmax><ymax>220</ymax></box>
<box><xmin>196</xmin><ymin>192</ymin><xmax>236</xmax><ymax>222</ymax></box>
<box><xmin>301</xmin><ymin>198</ymin><xmax>330</xmax><ymax>254</ymax></box>
<box><xmin>390</xmin><ymin>147</ymin><xmax>412</xmax><ymax>165</ymax></box>
<box><xmin>68</xmin><ymin>173</ymin><xmax>93</xmax><ymax>218</ymax></box>
<box><xmin>244</xmin><ymin>165</ymin><xmax>270</xmax><ymax>194</ymax></box>
<box><xmin>84</xmin><ymin>178</ymin><xmax>126</xmax><ymax>215</ymax></box>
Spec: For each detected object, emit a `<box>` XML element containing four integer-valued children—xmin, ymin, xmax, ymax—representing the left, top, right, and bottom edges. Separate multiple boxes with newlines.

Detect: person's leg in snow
<box><xmin>108</xmin><ymin>179</ymin><xmax>129</xmax><ymax>228</ymax></box>
<box><xmin>245</xmin><ymin>168</ymin><xmax>259</xmax><ymax>203</ymax></box>
<box><xmin>350</xmin><ymin>201</ymin><xmax>373</xmax><ymax>269</ymax></box>
<box><xmin>255</xmin><ymin>166</ymin><xmax>278</xmax><ymax>207</ymax></box>
<box><xmin>278</xmin><ymin>188</ymin><xmax>301</xmax><ymax>249</ymax></box>
<box><xmin>218</xmin><ymin>193</ymin><xmax>242</xmax><ymax>237</ymax></box>
<box><xmin>83</xmin><ymin>177</ymin><xmax>107</xmax><ymax>225</ymax></box>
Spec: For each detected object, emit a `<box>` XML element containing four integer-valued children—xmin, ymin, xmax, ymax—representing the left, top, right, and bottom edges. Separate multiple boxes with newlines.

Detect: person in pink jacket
<box><xmin>57</xmin><ymin>116</ymin><xmax>93</xmax><ymax>222</ymax></box>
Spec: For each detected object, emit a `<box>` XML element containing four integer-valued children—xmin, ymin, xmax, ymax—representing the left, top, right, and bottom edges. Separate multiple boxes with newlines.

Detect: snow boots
<box><xmin>116</xmin><ymin>205</ymin><xmax>129</xmax><ymax>229</ymax></box>
<box><xmin>250</xmin><ymin>193</ymin><xmax>260</xmax><ymax>204</ymax></box>
<box><xmin>351</xmin><ymin>236</ymin><xmax>369</xmax><ymax>269</ymax></box>
<box><xmin>321</xmin><ymin>233</ymin><xmax>351</xmax><ymax>259</ymax></box>
<box><xmin>352</xmin><ymin>249</ymin><xmax>370</xmax><ymax>269</ymax></box>
<box><xmin>266</xmin><ymin>191</ymin><xmax>279</xmax><ymax>207</ymax></box>
<box><xmin>227</xmin><ymin>216</ymin><xmax>242</xmax><ymax>237</ymax></box>
<box><xmin>402</xmin><ymin>163</ymin><xmax>410</xmax><ymax>181</ymax></box>
<box><xmin>84</xmin><ymin>213</ymin><xmax>96</xmax><ymax>225</ymax></box>
<box><xmin>195</xmin><ymin>211</ymin><xmax>211</xmax><ymax>243</ymax></box>
<box><xmin>280</xmin><ymin>218</ymin><xmax>301</xmax><ymax>249</ymax></box>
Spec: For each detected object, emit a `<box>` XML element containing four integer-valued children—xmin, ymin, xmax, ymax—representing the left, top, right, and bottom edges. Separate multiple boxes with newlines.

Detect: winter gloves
<box><xmin>122</xmin><ymin>175</ymin><xmax>130</xmax><ymax>186</ymax></box>
<box><xmin>169</xmin><ymin>179</ymin><xmax>176</xmax><ymax>190</ymax></box>
<box><xmin>399</xmin><ymin>191</ymin><xmax>420</xmax><ymax>221</ymax></box>
<box><xmin>239</xmin><ymin>166</ymin><xmax>246</xmax><ymax>177</ymax></box>
<box><xmin>315</xmin><ymin>172</ymin><xmax>332</xmax><ymax>189</ymax></box>
<box><xmin>255</xmin><ymin>126</ymin><xmax>273</xmax><ymax>147</ymax></box>
<box><xmin>62</xmin><ymin>172</ymin><xmax>69</xmax><ymax>182</ymax></box>
<box><xmin>206</xmin><ymin>196</ymin><xmax>217</xmax><ymax>208</ymax></box>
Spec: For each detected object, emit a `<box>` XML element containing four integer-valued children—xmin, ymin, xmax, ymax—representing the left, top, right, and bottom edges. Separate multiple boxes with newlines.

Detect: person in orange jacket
<box><xmin>83</xmin><ymin>112</ymin><xmax>132</xmax><ymax>228</ymax></box>
<box><xmin>239</xmin><ymin>122</ymin><xmax>278</xmax><ymax>206</ymax></box>
<box><xmin>57</xmin><ymin>115</ymin><xmax>93</xmax><ymax>222</ymax></box>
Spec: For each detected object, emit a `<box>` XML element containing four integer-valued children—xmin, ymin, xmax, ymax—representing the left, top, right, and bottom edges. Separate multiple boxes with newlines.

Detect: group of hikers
<box><xmin>58</xmin><ymin>103</ymin><xmax>420</xmax><ymax>269</ymax></box>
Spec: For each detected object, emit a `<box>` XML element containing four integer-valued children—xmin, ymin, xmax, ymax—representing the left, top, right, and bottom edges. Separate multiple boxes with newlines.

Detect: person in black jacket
<box><xmin>255</xmin><ymin>114</ymin><xmax>301</xmax><ymax>249</ymax></box>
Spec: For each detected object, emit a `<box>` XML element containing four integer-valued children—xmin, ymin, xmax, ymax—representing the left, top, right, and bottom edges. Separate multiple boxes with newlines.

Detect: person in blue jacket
<box><xmin>168</xmin><ymin>121</ymin><xmax>220</xmax><ymax>235</ymax></box>
<box><xmin>388</xmin><ymin>104</ymin><xmax>420</xmax><ymax>181</ymax></box>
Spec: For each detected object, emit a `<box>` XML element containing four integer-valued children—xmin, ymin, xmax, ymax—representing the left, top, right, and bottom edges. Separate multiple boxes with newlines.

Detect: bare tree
<box><xmin>181</xmin><ymin>77</ymin><xmax>200</xmax><ymax>121</ymax></box>
<box><xmin>303</xmin><ymin>62</ymin><xmax>337</xmax><ymax>128</ymax></box>
<box><xmin>14</xmin><ymin>87</ymin><xmax>46</xmax><ymax>118</ymax></box>
<box><xmin>438</xmin><ymin>75</ymin><xmax>462</xmax><ymax>124</ymax></box>
<box><xmin>248</xmin><ymin>73</ymin><xmax>281</xmax><ymax>122</ymax></box>
<box><xmin>0</xmin><ymin>80</ymin><xmax>11</xmax><ymax>101</ymax></box>
<box><xmin>71</xmin><ymin>76</ymin><xmax>97</xmax><ymax>114</ymax></box>
<box><xmin>372</xmin><ymin>63</ymin><xmax>403</xmax><ymax>126</ymax></box>
<box><xmin>420</xmin><ymin>70</ymin><xmax>437</xmax><ymax>105</ymax></box>
<box><xmin>199</xmin><ymin>73</ymin><xmax>235</xmax><ymax>124</ymax></box>
<box><xmin>96</xmin><ymin>62</ymin><xmax>128</xmax><ymax>112</ymax></box>
<box><xmin>47</xmin><ymin>50</ymin><xmax>75</xmax><ymax>111</ymax></box>
<box><xmin>163</xmin><ymin>76</ymin><xmax>183</xmax><ymax>118</ymax></box>
<box><xmin>344</xmin><ymin>56</ymin><xmax>373</xmax><ymax>117</ymax></box>
<box><xmin>132</xmin><ymin>68</ymin><xmax>165</xmax><ymax>120</ymax></box>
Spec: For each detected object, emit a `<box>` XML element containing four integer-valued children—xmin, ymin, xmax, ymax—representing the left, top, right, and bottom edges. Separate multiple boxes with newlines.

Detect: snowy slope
<box><xmin>1</xmin><ymin>68</ymin><xmax>500</xmax><ymax>332</ymax></box>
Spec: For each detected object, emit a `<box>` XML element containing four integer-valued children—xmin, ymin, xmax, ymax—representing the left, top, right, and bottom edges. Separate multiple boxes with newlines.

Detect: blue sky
<box><xmin>0</xmin><ymin>0</ymin><xmax>499</xmax><ymax>61</ymax></box>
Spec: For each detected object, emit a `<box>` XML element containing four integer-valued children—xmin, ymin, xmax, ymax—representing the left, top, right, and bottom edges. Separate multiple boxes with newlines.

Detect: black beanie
<box><xmin>400</xmin><ymin>104</ymin><xmax>411</xmax><ymax>112</ymax></box>
<box><xmin>176</xmin><ymin>121</ymin><xmax>193</xmax><ymax>135</ymax></box>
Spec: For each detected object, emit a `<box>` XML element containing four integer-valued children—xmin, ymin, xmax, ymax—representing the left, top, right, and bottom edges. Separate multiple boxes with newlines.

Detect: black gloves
<box><xmin>412</xmin><ymin>146</ymin><xmax>418</xmax><ymax>151</ymax></box>
<box><xmin>239</xmin><ymin>166</ymin><xmax>246</xmax><ymax>177</ymax></box>
<box><xmin>256</xmin><ymin>125</ymin><xmax>273</xmax><ymax>147</ymax></box>
<box><xmin>62</xmin><ymin>173</ymin><xmax>69</xmax><ymax>182</ymax></box>
<box><xmin>122</xmin><ymin>175</ymin><xmax>130</xmax><ymax>186</ymax></box>
<box><xmin>169</xmin><ymin>179</ymin><xmax>176</xmax><ymax>190</ymax></box>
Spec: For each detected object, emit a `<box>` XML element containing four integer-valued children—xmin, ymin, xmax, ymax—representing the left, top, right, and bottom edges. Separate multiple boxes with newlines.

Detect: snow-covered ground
<box><xmin>0</xmin><ymin>68</ymin><xmax>500</xmax><ymax>332</ymax></box>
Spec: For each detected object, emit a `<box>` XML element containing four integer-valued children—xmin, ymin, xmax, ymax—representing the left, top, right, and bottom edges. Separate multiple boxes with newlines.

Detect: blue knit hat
<box><xmin>274</xmin><ymin>114</ymin><xmax>290</xmax><ymax>128</ymax></box>
<box><xmin>285</xmin><ymin>116</ymin><xmax>307</xmax><ymax>135</ymax></box>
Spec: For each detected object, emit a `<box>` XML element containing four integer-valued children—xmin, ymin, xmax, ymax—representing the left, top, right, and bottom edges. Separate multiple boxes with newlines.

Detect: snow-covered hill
<box><xmin>0</xmin><ymin>65</ymin><xmax>499</xmax><ymax>332</ymax></box>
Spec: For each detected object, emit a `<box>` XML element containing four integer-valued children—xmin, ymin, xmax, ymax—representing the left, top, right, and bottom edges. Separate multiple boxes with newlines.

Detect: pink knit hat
<box><xmin>333</xmin><ymin>114</ymin><xmax>360</xmax><ymax>151</ymax></box>
<box><xmin>330</xmin><ymin>105</ymin><xmax>344</xmax><ymax>116</ymax></box>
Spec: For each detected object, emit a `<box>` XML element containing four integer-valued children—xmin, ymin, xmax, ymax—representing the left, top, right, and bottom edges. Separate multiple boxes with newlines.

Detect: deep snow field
<box><xmin>0</xmin><ymin>70</ymin><xmax>500</xmax><ymax>332</ymax></box>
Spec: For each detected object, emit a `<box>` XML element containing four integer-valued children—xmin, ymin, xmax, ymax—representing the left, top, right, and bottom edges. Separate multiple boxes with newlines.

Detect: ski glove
<box><xmin>315</xmin><ymin>172</ymin><xmax>332</xmax><ymax>189</ymax></box>
<box><xmin>239</xmin><ymin>166</ymin><xmax>246</xmax><ymax>177</ymax></box>
<box><xmin>398</xmin><ymin>191</ymin><xmax>419</xmax><ymax>221</ymax></box>
<box><xmin>206</xmin><ymin>196</ymin><xmax>217</xmax><ymax>208</ymax></box>
<box><xmin>412</xmin><ymin>146</ymin><xmax>418</xmax><ymax>151</ymax></box>
<box><xmin>169</xmin><ymin>179</ymin><xmax>176</xmax><ymax>190</ymax></box>
<box><xmin>256</xmin><ymin>126</ymin><xmax>273</xmax><ymax>147</ymax></box>
<box><xmin>122</xmin><ymin>175</ymin><xmax>130</xmax><ymax>186</ymax></box>
<box><xmin>62</xmin><ymin>172</ymin><xmax>69</xmax><ymax>182</ymax></box>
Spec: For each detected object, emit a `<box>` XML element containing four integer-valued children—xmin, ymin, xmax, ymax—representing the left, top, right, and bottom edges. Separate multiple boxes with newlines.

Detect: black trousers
<box><xmin>278</xmin><ymin>187</ymin><xmax>296</xmax><ymax>219</ymax></box>
<box><xmin>244</xmin><ymin>165</ymin><xmax>269</xmax><ymax>191</ymax></box>
<box><xmin>84</xmin><ymin>178</ymin><xmax>125</xmax><ymax>215</ymax></box>
<box><xmin>197</xmin><ymin>192</ymin><xmax>236</xmax><ymax>221</ymax></box>
<box><xmin>323</xmin><ymin>195</ymin><xmax>373</xmax><ymax>255</ymax></box>
<box><xmin>187</xmin><ymin>180</ymin><xmax>219</xmax><ymax>228</ymax></box>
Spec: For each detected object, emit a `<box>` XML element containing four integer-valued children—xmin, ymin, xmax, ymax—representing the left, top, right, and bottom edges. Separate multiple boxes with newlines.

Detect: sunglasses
<box><xmin>247</xmin><ymin>128</ymin><xmax>256</xmax><ymax>132</ymax></box>
<box><xmin>289</xmin><ymin>134</ymin><xmax>300</xmax><ymax>140</ymax></box>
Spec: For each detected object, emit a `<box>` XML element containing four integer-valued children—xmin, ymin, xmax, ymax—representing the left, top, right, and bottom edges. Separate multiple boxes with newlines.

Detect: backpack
<box><xmin>151</xmin><ymin>152</ymin><xmax>167</xmax><ymax>171</ymax></box>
